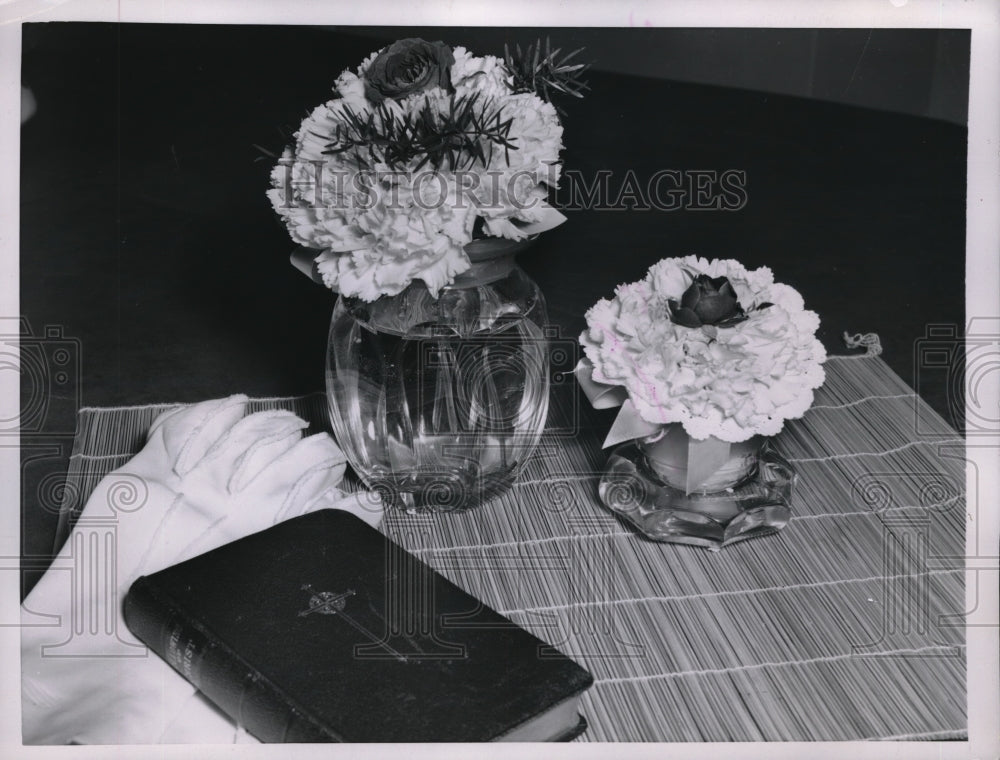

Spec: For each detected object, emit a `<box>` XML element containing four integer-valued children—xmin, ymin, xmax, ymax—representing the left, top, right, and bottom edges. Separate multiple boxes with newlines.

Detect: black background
<box><xmin>20</xmin><ymin>24</ymin><xmax>969</xmax><ymax>591</ymax></box>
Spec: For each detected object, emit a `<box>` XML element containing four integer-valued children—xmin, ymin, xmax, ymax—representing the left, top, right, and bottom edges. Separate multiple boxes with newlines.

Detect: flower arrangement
<box><xmin>267</xmin><ymin>38</ymin><xmax>587</xmax><ymax>301</ymax></box>
<box><xmin>579</xmin><ymin>256</ymin><xmax>827</xmax><ymax>443</ymax></box>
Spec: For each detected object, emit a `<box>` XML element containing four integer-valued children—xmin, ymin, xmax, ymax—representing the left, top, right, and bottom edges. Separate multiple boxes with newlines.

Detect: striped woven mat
<box><xmin>54</xmin><ymin>354</ymin><xmax>966</xmax><ymax>742</ymax></box>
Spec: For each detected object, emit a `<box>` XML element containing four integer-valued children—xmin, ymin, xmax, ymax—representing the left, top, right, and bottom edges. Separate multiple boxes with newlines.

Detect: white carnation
<box><xmin>474</xmin><ymin>93</ymin><xmax>563</xmax><ymax>233</ymax></box>
<box><xmin>451</xmin><ymin>47</ymin><xmax>512</xmax><ymax>101</ymax></box>
<box><xmin>581</xmin><ymin>257</ymin><xmax>827</xmax><ymax>442</ymax></box>
<box><xmin>268</xmin><ymin>42</ymin><xmax>568</xmax><ymax>300</ymax></box>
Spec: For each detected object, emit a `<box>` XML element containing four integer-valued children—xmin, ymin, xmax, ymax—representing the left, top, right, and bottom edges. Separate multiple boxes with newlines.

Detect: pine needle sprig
<box><xmin>503</xmin><ymin>37</ymin><xmax>590</xmax><ymax>113</ymax></box>
<box><xmin>321</xmin><ymin>92</ymin><xmax>519</xmax><ymax>171</ymax></box>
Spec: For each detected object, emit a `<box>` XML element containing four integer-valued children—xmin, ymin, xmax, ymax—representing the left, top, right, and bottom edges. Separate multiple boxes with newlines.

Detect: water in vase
<box><xmin>326</xmin><ymin>271</ymin><xmax>550</xmax><ymax>511</ymax></box>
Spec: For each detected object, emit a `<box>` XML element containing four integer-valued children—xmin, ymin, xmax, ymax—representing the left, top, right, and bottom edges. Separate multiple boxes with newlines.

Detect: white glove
<box><xmin>21</xmin><ymin>394</ymin><xmax>381</xmax><ymax>744</ymax></box>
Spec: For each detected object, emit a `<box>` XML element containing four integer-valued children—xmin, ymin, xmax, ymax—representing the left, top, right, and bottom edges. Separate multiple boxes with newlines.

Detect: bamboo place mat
<box><xmin>53</xmin><ymin>354</ymin><xmax>966</xmax><ymax>742</ymax></box>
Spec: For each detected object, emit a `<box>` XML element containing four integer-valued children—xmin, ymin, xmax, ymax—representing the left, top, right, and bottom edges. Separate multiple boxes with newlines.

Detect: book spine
<box><xmin>123</xmin><ymin>577</ymin><xmax>338</xmax><ymax>743</ymax></box>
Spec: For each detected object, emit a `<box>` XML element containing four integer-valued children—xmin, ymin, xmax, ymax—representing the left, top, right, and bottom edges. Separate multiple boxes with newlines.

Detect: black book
<box><xmin>124</xmin><ymin>509</ymin><xmax>593</xmax><ymax>742</ymax></box>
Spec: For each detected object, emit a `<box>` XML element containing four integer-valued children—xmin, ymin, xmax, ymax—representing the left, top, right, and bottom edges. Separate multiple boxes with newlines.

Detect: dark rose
<box><xmin>668</xmin><ymin>274</ymin><xmax>747</xmax><ymax>328</ymax></box>
<box><xmin>364</xmin><ymin>38</ymin><xmax>455</xmax><ymax>103</ymax></box>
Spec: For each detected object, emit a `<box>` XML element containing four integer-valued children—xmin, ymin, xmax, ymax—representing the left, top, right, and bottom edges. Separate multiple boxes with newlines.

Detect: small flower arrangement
<box><xmin>268</xmin><ymin>38</ymin><xmax>587</xmax><ymax>301</ymax></box>
<box><xmin>580</xmin><ymin>256</ymin><xmax>827</xmax><ymax>443</ymax></box>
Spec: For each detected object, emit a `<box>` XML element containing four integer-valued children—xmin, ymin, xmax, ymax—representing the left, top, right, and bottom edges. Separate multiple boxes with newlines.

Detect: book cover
<box><xmin>124</xmin><ymin>509</ymin><xmax>594</xmax><ymax>742</ymax></box>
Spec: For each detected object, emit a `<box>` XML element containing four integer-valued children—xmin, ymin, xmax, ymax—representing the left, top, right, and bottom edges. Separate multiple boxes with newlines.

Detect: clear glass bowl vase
<box><xmin>326</xmin><ymin>238</ymin><xmax>550</xmax><ymax>512</ymax></box>
<box><xmin>598</xmin><ymin>425</ymin><xmax>796</xmax><ymax>551</ymax></box>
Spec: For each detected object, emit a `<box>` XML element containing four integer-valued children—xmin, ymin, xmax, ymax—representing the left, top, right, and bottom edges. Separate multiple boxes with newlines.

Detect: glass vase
<box><xmin>326</xmin><ymin>238</ymin><xmax>550</xmax><ymax>512</ymax></box>
<box><xmin>598</xmin><ymin>424</ymin><xmax>796</xmax><ymax>551</ymax></box>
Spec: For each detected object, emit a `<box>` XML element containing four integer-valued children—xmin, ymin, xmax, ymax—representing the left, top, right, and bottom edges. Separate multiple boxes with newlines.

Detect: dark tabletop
<box><xmin>19</xmin><ymin>24</ymin><xmax>967</xmax><ymax>596</ymax></box>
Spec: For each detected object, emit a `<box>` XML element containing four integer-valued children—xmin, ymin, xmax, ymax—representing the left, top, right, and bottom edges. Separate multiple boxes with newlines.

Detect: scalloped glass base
<box><xmin>598</xmin><ymin>440</ymin><xmax>796</xmax><ymax>551</ymax></box>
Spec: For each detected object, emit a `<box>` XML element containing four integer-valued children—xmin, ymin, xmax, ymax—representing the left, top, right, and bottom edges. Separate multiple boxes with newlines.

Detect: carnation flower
<box><xmin>580</xmin><ymin>256</ymin><xmax>826</xmax><ymax>442</ymax></box>
<box><xmin>450</xmin><ymin>47</ymin><xmax>511</xmax><ymax>101</ymax></box>
<box><xmin>473</xmin><ymin>93</ymin><xmax>563</xmax><ymax>232</ymax></box>
<box><xmin>268</xmin><ymin>40</ymin><xmax>576</xmax><ymax>300</ymax></box>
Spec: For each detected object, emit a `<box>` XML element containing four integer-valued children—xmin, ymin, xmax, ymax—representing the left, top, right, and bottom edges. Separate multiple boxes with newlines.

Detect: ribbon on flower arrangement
<box><xmin>573</xmin><ymin>358</ymin><xmax>657</xmax><ymax>446</ymax></box>
<box><xmin>575</xmin><ymin>357</ymin><xmax>736</xmax><ymax>494</ymax></box>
